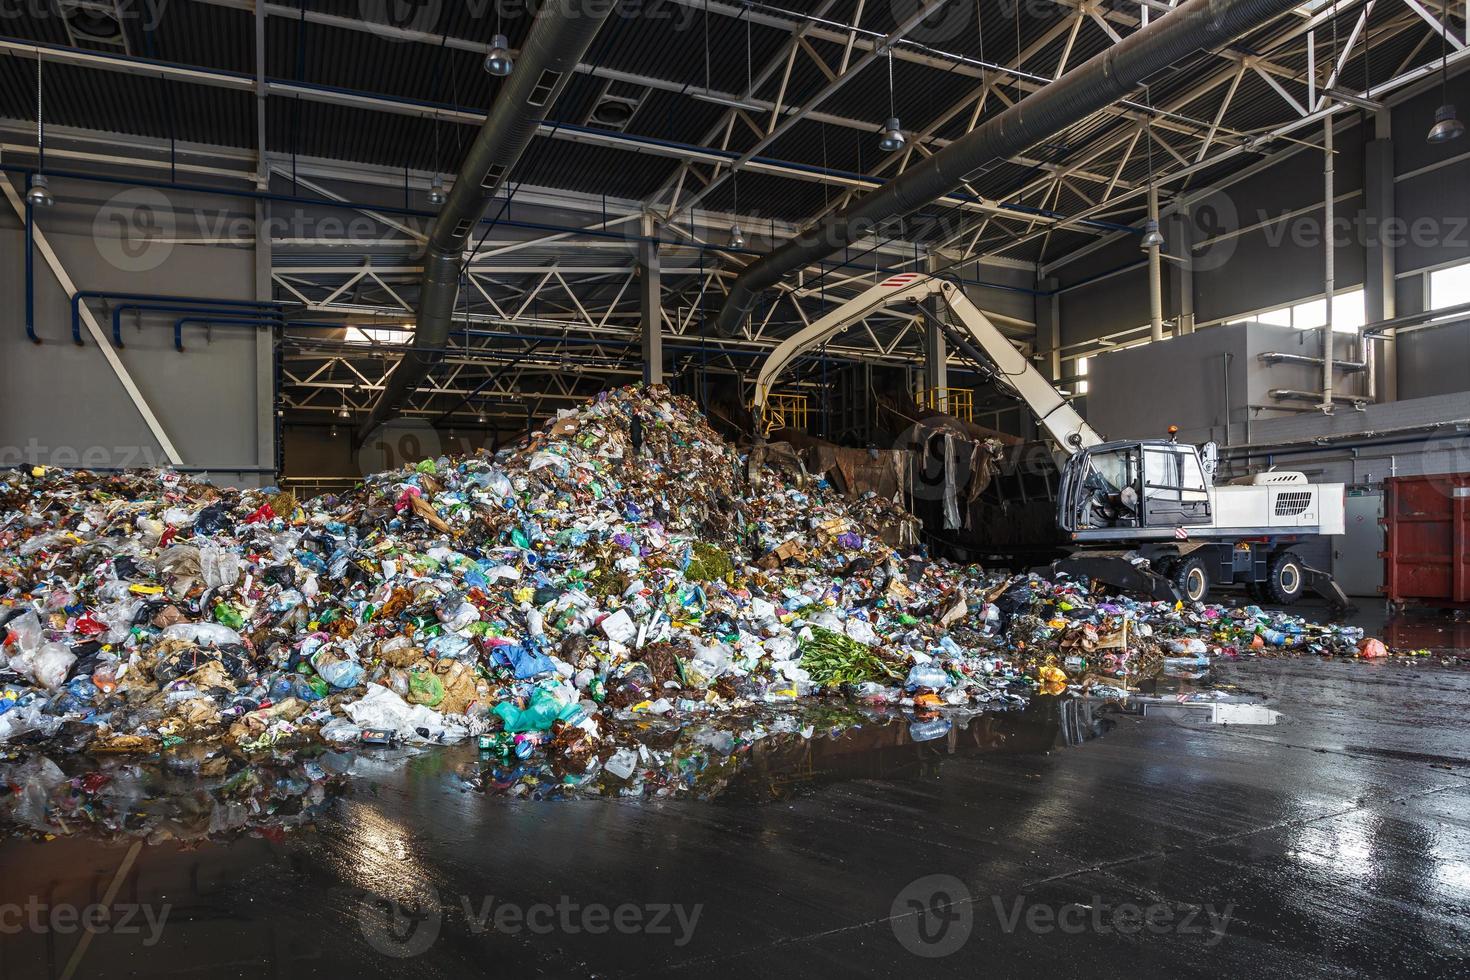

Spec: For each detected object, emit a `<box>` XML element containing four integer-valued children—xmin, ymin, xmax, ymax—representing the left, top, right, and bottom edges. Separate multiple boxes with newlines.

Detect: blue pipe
<box><xmin>111</xmin><ymin>303</ymin><xmax>286</xmax><ymax>347</ymax></box>
<box><xmin>72</xmin><ymin>289</ymin><xmax>290</xmax><ymax>345</ymax></box>
<box><xmin>174</xmin><ymin>315</ymin><xmax>287</xmax><ymax>351</ymax></box>
<box><xmin>24</xmin><ymin>198</ymin><xmax>37</xmax><ymax>344</ymax></box>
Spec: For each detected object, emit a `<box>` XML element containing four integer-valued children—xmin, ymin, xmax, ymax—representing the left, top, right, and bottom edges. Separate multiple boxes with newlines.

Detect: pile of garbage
<box><xmin>0</xmin><ymin>385</ymin><xmax>1375</xmax><ymax>802</ymax></box>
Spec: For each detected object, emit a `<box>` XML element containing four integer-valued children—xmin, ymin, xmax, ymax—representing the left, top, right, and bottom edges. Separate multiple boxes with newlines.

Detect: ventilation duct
<box><xmin>713</xmin><ymin>0</ymin><xmax>1302</xmax><ymax>337</ymax></box>
<box><xmin>358</xmin><ymin>0</ymin><xmax>615</xmax><ymax>437</ymax></box>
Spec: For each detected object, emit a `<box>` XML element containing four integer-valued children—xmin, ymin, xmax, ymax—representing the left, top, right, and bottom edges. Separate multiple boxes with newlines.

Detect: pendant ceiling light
<box><xmin>26</xmin><ymin>58</ymin><xmax>53</xmax><ymax>207</ymax></box>
<box><xmin>879</xmin><ymin>48</ymin><xmax>905</xmax><ymax>152</ymax></box>
<box><xmin>485</xmin><ymin>5</ymin><xmax>514</xmax><ymax>78</ymax></box>
<box><xmin>1428</xmin><ymin>0</ymin><xmax>1464</xmax><ymax>142</ymax></box>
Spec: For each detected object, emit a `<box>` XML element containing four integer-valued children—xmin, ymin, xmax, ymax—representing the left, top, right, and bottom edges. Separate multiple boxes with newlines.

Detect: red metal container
<box><xmin>1381</xmin><ymin>474</ymin><xmax>1470</xmax><ymax>606</ymax></box>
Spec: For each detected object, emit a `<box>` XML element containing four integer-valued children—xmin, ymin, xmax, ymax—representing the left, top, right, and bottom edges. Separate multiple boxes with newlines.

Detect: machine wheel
<box><xmin>1262</xmin><ymin>550</ymin><xmax>1306</xmax><ymax>605</ymax></box>
<box><xmin>1151</xmin><ymin>554</ymin><xmax>1179</xmax><ymax>579</ymax></box>
<box><xmin>1171</xmin><ymin>556</ymin><xmax>1210</xmax><ymax>603</ymax></box>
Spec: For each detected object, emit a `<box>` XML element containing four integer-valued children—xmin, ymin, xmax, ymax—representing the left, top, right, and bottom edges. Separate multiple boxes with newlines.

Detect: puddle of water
<box><xmin>459</xmin><ymin>697</ymin><xmax>1120</xmax><ymax>803</ymax></box>
<box><xmin>0</xmin><ymin>697</ymin><xmax>1126</xmax><ymax>839</ymax></box>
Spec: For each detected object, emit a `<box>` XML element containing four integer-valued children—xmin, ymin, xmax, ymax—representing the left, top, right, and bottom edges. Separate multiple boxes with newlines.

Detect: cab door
<box><xmin>1140</xmin><ymin>445</ymin><xmax>1213</xmax><ymax>527</ymax></box>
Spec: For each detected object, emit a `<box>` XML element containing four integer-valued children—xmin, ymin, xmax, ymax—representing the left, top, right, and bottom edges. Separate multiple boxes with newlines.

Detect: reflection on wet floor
<box><xmin>464</xmin><ymin>696</ymin><xmax>1117</xmax><ymax>803</ymax></box>
<box><xmin>0</xmin><ymin>697</ymin><xmax>1122</xmax><ymax>840</ymax></box>
<box><xmin>1380</xmin><ymin>608</ymin><xmax>1470</xmax><ymax>655</ymax></box>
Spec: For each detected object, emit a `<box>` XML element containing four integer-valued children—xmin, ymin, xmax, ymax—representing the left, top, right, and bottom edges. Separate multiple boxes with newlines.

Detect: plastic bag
<box><xmin>406</xmin><ymin>672</ymin><xmax>446</xmax><ymax>707</ymax></box>
<box><xmin>162</xmin><ymin>622</ymin><xmax>245</xmax><ymax>648</ymax></box>
<box><xmin>492</xmin><ymin>687</ymin><xmax>571</xmax><ymax>733</ymax></box>
<box><xmin>435</xmin><ymin>592</ymin><xmax>480</xmax><ymax>631</ymax></box>
<box><xmin>312</xmin><ymin>648</ymin><xmax>365</xmax><ymax>689</ymax></box>
<box><xmin>342</xmin><ymin>684</ymin><xmax>467</xmax><ymax>743</ymax></box>
<box><xmin>10</xmin><ymin>641</ymin><xmax>76</xmax><ymax>690</ymax></box>
<box><xmin>199</xmin><ymin>544</ymin><xmax>242</xmax><ymax>589</ymax></box>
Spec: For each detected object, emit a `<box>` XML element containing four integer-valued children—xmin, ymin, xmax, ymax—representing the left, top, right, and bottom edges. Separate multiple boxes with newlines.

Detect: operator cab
<box><xmin>1058</xmin><ymin>439</ymin><xmax>1213</xmax><ymax>539</ymax></box>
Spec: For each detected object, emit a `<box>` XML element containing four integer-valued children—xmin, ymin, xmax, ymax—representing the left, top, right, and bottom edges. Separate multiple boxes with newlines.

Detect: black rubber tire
<box><xmin>1262</xmin><ymin>550</ymin><xmax>1305</xmax><ymax>605</ymax></box>
<box><xmin>1171</xmin><ymin>555</ymin><xmax>1210</xmax><ymax>603</ymax></box>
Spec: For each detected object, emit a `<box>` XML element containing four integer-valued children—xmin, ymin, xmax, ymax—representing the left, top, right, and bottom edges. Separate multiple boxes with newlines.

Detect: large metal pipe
<box><xmin>357</xmin><ymin>0</ymin><xmax>616</xmax><ymax>437</ymax></box>
<box><xmin>1321</xmin><ymin>117</ymin><xmax>1335</xmax><ymax>411</ymax></box>
<box><xmin>713</xmin><ymin>0</ymin><xmax>1303</xmax><ymax>337</ymax></box>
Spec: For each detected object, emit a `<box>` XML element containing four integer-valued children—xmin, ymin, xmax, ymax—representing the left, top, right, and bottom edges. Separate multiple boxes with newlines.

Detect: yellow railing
<box><xmin>762</xmin><ymin>392</ymin><xmax>810</xmax><ymax>434</ymax></box>
<box><xmin>919</xmin><ymin>387</ymin><xmax>974</xmax><ymax>421</ymax></box>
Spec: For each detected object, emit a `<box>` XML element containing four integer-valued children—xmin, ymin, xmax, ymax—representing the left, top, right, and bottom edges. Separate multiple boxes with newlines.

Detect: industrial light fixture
<box><xmin>477</xmin><ymin>411</ymin><xmax>487</xmax><ymax>424</ymax></box>
<box><xmin>1428</xmin><ymin>0</ymin><xmax>1464</xmax><ymax>143</ymax></box>
<box><xmin>336</xmin><ymin>405</ymin><xmax>351</xmax><ymax>420</ymax></box>
<box><xmin>878</xmin><ymin>48</ymin><xmax>904</xmax><ymax>152</ymax></box>
<box><xmin>1429</xmin><ymin>103</ymin><xmax>1464</xmax><ymax>144</ymax></box>
<box><xmin>879</xmin><ymin>117</ymin><xmax>906</xmax><ymax>152</ymax></box>
<box><xmin>728</xmin><ymin>224</ymin><xmax>745</xmax><ymax>249</ymax></box>
<box><xmin>329</xmin><ymin>424</ymin><xmax>339</xmax><ymax>439</ymax></box>
<box><xmin>28</xmin><ymin>58</ymin><xmax>53</xmax><ymax>207</ymax></box>
<box><xmin>26</xmin><ymin>173</ymin><xmax>53</xmax><ymax>208</ymax></box>
<box><xmin>427</xmin><ymin>178</ymin><xmax>447</xmax><ymax>206</ymax></box>
<box><xmin>1140</xmin><ymin>218</ymin><xmax>1165</xmax><ymax>249</ymax></box>
<box><xmin>484</xmin><ymin>34</ymin><xmax>514</xmax><ymax>76</ymax></box>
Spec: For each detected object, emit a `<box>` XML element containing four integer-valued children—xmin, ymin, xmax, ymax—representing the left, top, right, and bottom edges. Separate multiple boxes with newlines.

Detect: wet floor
<box><xmin>2</xmin><ymin>603</ymin><xmax>1469</xmax><ymax>978</ymax></box>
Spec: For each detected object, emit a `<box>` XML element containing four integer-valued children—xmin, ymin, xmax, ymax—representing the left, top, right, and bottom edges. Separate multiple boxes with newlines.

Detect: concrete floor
<box><xmin>2</xmin><ymin>602</ymin><xmax>1468</xmax><ymax>978</ymax></box>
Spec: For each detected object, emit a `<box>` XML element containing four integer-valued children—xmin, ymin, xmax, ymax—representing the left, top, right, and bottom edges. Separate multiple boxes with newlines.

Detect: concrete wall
<box><xmin>0</xmin><ymin>173</ymin><xmax>274</xmax><ymax>486</ymax></box>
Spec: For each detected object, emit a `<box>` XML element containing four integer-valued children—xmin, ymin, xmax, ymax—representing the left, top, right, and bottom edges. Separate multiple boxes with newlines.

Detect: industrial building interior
<box><xmin>2</xmin><ymin>0</ymin><xmax>1469</xmax><ymax>976</ymax></box>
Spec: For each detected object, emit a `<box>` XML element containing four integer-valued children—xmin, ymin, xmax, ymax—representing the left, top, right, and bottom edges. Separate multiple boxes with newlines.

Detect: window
<box><xmin>1075</xmin><ymin>357</ymin><xmax>1088</xmax><ymax>395</ymax></box>
<box><xmin>344</xmin><ymin>325</ymin><xmax>414</xmax><ymax>345</ymax></box>
<box><xmin>1226</xmin><ymin>291</ymin><xmax>1361</xmax><ymax>331</ymax></box>
<box><xmin>1292</xmin><ymin>298</ymin><xmax>1327</xmax><ymax>329</ymax></box>
<box><xmin>1331</xmin><ymin>289</ymin><xmax>1366</xmax><ymax>332</ymax></box>
<box><xmin>1228</xmin><ymin>307</ymin><xmax>1292</xmax><ymax>326</ymax></box>
<box><xmin>1430</xmin><ymin>262</ymin><xmax>1470</xmax><ymax>312</ymax></box>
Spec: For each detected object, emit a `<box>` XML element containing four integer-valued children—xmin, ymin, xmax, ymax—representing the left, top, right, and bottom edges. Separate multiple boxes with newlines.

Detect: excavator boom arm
<box><xmin>752</xmin><ymin>273</ymin><xmax>1103</xmax><ymax>454</ymax></box>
